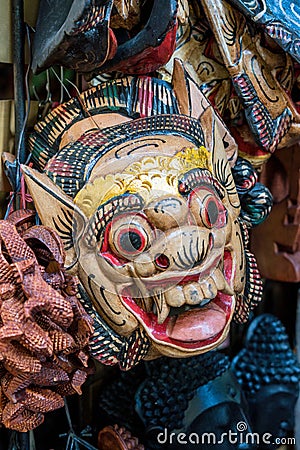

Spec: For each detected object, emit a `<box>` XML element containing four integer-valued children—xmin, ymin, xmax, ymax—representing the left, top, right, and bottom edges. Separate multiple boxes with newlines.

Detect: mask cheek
<box><xmin>226</xmin><ymin>220</ymin><xmax>246</xmax><ymax>295</ymax></box>
<box><xmin>78</xmin><ymin>242</ymin><xmax>139</xmax><ymax>336</ymax></box>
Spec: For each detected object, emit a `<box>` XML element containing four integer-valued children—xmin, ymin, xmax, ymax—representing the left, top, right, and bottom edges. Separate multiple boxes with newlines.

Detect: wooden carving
<box><xmin>135</xmin><ymin>352</ymin><xmax>250</xmax><ymax>447</ymax></box>
<box><xmin>32</xmin><ymin>0</ymin><xmax>178</xmax><ymax>76</ymax></box>
<box><xmin>159</xmin><ymin>0</ymin><xmax>300</xmax><ymax>165</ymax></box>
<box><xmin>229</xmin><ymin>0</ymin><xmax>300</xmax><ymax>64</ymax></box>
<box><xmin>232</xmin><ymin>314</ymin><xmax>300</xmax><ymax>444</ymax></box>
<box><xmin>98</xmin><ymin>425</ymin><xmax>144</xmax><ymax>450</ymax></box>
<box><xmin>251</xmin><ymin>144</ymin><xmax>300</xmax><ymax>281</ymax></box>
<box><xmin>0</xmin><ymin>211</ymin><xmax>93</xmax><ymax>431</ymax></box>
<box><xmin>32</xmin><ymin>0</ymin><xmax>300</xmax><ymax>164</ymax></box>
<box><xmin>22</xmin><ymin>63</ymin><xmax>270</xmax><ymax>363</ymax></box>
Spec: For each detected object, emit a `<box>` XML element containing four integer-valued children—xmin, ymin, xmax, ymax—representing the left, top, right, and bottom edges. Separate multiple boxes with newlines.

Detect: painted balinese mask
<box><xmin>22</xmin><ymin>61</ymin><xmax>267</xmax><ymax>364</ymax></box>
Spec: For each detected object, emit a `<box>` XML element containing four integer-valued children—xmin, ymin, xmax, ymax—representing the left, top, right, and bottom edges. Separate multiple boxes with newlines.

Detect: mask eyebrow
<box><xmin>178</xmin><ymin>168</ymin><xmax>225</xmax><ymax>199</ymax></box>
<box><xmin>85</xmin><ymin>193</ymin><xmax>144</xmax><ymax>247</ymax></box>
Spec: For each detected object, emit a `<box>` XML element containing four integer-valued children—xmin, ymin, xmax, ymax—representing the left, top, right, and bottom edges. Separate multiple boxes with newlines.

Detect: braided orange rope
<box><xmin>0</xmin><ymin>211</ymin><xmax>93</xmax><ymax>431</ymax></box>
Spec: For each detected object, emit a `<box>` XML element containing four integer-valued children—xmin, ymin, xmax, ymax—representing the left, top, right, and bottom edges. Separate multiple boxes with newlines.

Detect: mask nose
<box><xmin>145</xmin><ymin>195</ymin><xmax>190</xmax><ymax>231</ymax></box>
<box><xmin>133</xmin><ymin>226</ymin><xmax>212</xmax><ymax>277</ymax></box>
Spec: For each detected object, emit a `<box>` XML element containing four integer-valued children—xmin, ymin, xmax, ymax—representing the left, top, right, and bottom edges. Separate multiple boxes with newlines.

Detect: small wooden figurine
<box><xmin>98</xmin><ymin>424</ymin><xmax>144</xmax><ymax>450</ymax></box>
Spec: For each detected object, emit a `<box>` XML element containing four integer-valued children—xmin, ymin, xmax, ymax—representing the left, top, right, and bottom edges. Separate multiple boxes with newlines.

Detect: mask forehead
<box><xmin>43</xmin><ymin>115</ymin><xmax>205</xmax><ymax>197</ymax></box>
<box><xmin>74</xmin><ymin>145</ymin><xmax>216</xmax><ymax>217</ymax></box>
<box><xmin>89</xmin><ymin>134</ymin><xmax>196</xmax><ymax>178</ymax></box>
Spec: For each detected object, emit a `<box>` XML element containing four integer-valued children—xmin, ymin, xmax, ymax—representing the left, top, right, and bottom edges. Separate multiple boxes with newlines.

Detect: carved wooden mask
<box><xmin>23</xmin><ymin>61</ymin><xmax>262</xmax><ymax>359</ymax></box>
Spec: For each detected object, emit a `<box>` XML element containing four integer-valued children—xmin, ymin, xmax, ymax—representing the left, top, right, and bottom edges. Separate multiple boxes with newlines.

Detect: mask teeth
<box><xmin>152</xmin><ymin>290</ymin><xmax>170</xmax><ymax>324</ymax></box>
<box><xmin>135</xmin><ymin>296</ymin><xmax>153</xmax><ymax>314</ymax></box>
<box><xmin>214</xmin><ymin>267</ymin><xmax>234</xmax><ymax>295</ymax></box>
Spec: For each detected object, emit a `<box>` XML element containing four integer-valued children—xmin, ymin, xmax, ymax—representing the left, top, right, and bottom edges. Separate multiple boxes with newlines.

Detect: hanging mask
<box><xmin>32</xmin><ymin>0</ymin><xmax>178</xmax><ymax>75</ymax></box>
<box><xmin>22</xmin><ymin>61</ymin><xmax>270</xmax><ymax>365</ymax></box>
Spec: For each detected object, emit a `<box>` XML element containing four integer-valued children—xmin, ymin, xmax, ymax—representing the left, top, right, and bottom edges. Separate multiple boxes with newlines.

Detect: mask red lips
<box><xmin>120</xmin><ymin>251</ymin><xmax>235</xmax><ymax>353</ymax></box>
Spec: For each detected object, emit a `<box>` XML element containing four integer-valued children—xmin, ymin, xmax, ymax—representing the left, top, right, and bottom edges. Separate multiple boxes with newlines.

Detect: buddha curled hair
<box><xmin>136</xmin><ymin>352</ymin><xmax>230</xmax><ymax>431</ymax></box>
<box><xmin>232</xmin><ymin>314</ymin><xmax>300</xmax><ymax>395</ymax></box>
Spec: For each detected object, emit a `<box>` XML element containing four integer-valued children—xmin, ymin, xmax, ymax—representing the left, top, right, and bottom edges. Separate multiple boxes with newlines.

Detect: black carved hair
<box><xmin>137</xmin><ymin>352</ymin><xmax>230</xmax><ymax>431</ymax></box>
<box><xmin>232</xmin><ymin>314</ymin><xmax>300</xmax><ymax>395</ymax></box>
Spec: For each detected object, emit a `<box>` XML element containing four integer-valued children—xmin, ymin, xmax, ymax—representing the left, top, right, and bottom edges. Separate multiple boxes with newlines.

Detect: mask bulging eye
<box><xmin>189</xmin><ymin>187</ymin><xmax>227</xmax><ymax>229</ymax></box>
<box><xmin>202</xmin><ymin>196</ymin><xmax>221</xmax><ymax>227</ymax></box>
<box><xmin>117</xmin><ymin>227</ymin><xmax>146</xmax><ymax>254</ymax></box>
<box><xmin>109</xmin><ymin>213</ymin><xmax>153</xmax><ymax>259</ymax></box>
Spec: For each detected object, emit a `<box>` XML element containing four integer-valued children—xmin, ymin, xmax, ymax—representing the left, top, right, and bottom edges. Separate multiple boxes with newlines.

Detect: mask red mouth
<box><xmin>120</xmin><ymin>251</ymin><xmax>235</xmax><ymax>352</ymax></box>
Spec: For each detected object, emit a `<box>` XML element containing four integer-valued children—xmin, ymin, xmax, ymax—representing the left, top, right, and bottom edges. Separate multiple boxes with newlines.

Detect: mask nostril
<box><xmin>154</xmin><ymin>253</ymin><xmax>170</xmax><ymax>269</ymax></box>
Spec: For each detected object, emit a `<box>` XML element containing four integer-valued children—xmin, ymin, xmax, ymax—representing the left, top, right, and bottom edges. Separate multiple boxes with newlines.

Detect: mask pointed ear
<box><xmin>21</xmin><ymin>165</ymin><xmax>86</xmax><ymax>271</ymax></box>
<box><xmin>172</xmin><ymin>59</ymin><xmax>238</xmax><ymax>167</ymax></box>
<box><xmin>200</xmin><ymin>105</ymin><xmax>238</xmax><ymax>169</ymax></box>
<box><xmin>172</xmin><ymin>58</ymin><xmax>210</xmax><ymax>118</ymax></box>
<box><xmin>199</xmin><ymin>107</ymin><xmax>241</xmax><ymax>217</ymax></box>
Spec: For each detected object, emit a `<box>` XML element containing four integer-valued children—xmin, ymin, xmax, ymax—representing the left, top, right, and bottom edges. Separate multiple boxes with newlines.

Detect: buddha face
<box><xmin>247</xmin><ymin>384</ymin><xmax>298</xmax><ymax>449</ymax></box>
